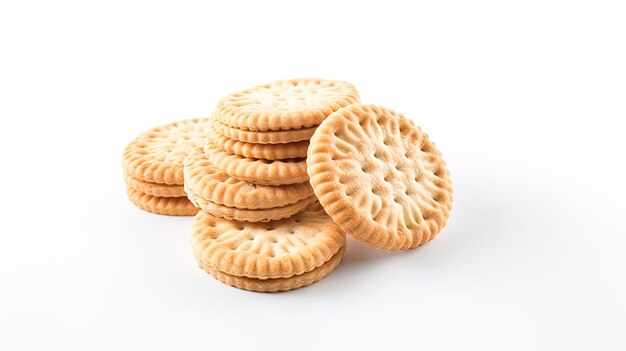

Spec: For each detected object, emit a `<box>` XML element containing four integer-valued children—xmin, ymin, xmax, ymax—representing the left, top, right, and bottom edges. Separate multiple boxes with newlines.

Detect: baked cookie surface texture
<box><xmin>307</xmin><ymin>104</ymin><xmax>453</xmax><ymax>250</ymax></box>
<box><xmin>215</xmin><ymin>78</ymin><xmax>360</xmax><ymax>131</ymax></box>
<box><xmin>191</xmin><ymin>204</ymin><xmax>346</xmax><ymax>291</ymax></box>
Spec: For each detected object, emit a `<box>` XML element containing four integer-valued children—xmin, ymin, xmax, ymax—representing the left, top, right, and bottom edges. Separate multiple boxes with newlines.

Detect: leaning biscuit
<box><xmin>123</xmin><ymin>118</ymin><xmax>211</xmax><ymax>185</ymax></box>
<box><xmin>307</xmin><ymin>104</ymin><xmax>453</xmax><ymax>251</ymax></box>
<box><xmin>126</xmin><ymin>186</ymin><xmax>198</xmax><ymax>216</ymax></box>
<box><xmin>184</xmin><ymin>144</ymin><xmax>313</xmax><ymax>209</ymax></box>
<box><xmin>124</xmin><ymin>174</ymin><xmax>186</xmax><ymax>197</ymax></box>
<box><xmin>215</xmin><ymin>78</ymin><xmax>360</xmax><ymax>131</ymax></box>
<box><xmin>190</xmin><ymin>204</ymin><xmax>345</xmax><ymax>279</ymax></box>
<box><xmin>204</xmin><ymin>142</ymin><xmax>308</xmax><ymax>185</ymax></box>
<box><xmin>200</xmin><ymin>245</ymin><xmax>345</xmax><ymax>292</ymax></box>
<box><xmin>215</xmin><ymin>122</ymin><xmax>317</xmax><ymax>144</ymax></box>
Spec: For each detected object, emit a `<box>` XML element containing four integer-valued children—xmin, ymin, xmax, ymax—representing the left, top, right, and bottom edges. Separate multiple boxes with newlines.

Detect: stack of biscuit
<box><xmin>185</xmin><ymin>78</ymin><xmax>360</xmax><ymax>291</ymax></box>
<box><xmin>184</xmin><ymin>78</ymin><xmax>360</xmax><ymax>222</ymax></box>
<box><xmin>122</xmin><ymin>118</ymin><xmax>211</xmax><ymax>216</ymax></box>
<box><xmin>123</xmin><ymin>79</ymin><xmax>455</xmax><ymax>293</ymax></box>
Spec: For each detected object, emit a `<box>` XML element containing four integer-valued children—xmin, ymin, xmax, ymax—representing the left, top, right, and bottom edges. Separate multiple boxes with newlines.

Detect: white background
<box><xmin>1</xmin><ymin>1</ymin><xmax>625</xmax><ymax>350</ymax></box>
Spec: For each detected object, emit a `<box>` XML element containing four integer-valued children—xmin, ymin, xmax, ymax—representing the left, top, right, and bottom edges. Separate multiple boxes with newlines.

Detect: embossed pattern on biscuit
<box><xmin>215</xmin><ymin>78</ymin><xmax>360</xmax><ymax>131</ymax></box>
<box><xmin>307</xmin><ymin>104</ymin><xmax>453</xmax><ymax>251</ymax></box>
<box><xmin>123</xmin><ymin>118</ymin><xmax>212</xmax><ymax>185</ymax></box>
<box><xmin>190</xmin><ymin>205</ymin><xmax>346</xmax><ymax>279</ymax></box>
<box><xmin>184</xmin><ymin>144</ymin><xmax>313</xmax><ymax>209</ymax></box>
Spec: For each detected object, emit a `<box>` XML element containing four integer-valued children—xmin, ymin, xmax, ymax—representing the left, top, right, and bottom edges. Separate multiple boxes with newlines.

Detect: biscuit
<box><xmin>123</xmin><ymin>118</ymin><xmax>211</xmax><ymax>185</ymax></box>
<box><xmin>126</xmin><ymin>186</ymin><xmax>198</xmax><ymax>216</ymax></box>
<box><xmin>190</xmin><ymin>204</ymin><xmax>346</xmax><ymax>279</ymax></box>
<box><xmin>124</xmin><ymin>174</ymin><xmax>186</xmax><ymax>197</ymax></box>
<box><xmin>199</xmin><ymin>245</ymin><xmax>345</xmax><ymax>292</ymax></box>
<box><xmin>211</xmin><ymin>132</ymin><xmax>309</xmax><ymax>160</ymax></box>
<box><xmin>307</xmin><ymin>104</ymin><xmax>453</xmax><ymax>251</ymax></box>
<box><xmin>215</xmin><ymin>122</ymin><xmax>316</xmax><ymax>144</ymax></box>
<box><xmin>215</xmin><ymin>78</ymin><xmax>360</xmax><ymax>131</ymax></box>
<box><xmin>184</xmin><ymin>144</ymin><xmax>313</xmax><ymax>209</ymax></box>
<box><xmin>204</xmin><ymin>142</ymin><xmax>308</xmax><ymax>185</ymax></box>
<box><xmin>186</xmin><ymin>185</ymin><xmax>316</xmax><ymax>222</ymax></box>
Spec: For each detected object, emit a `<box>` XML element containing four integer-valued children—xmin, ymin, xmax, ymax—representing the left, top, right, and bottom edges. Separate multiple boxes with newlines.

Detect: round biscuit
<box><xmin>124</xmin><ymin>174</ymin><xmax>186</xmax><ymax>197</ymax></box>
<box><xmin>126</xmin><ymin>186</ymin><xmax>198</xmax><ymax>216</ymax></box>
<box><xmin>215</xmin><ymin>122</ymin><xmax>317</xmax><ymax>144</ymax></box>
<box><xmin>204</xmin><ymin>142</ymin><xmax>308</xmax><ymax>185</ymax></box>
<box><xmin>307</xmin><ymin>104</ymin><xmax>453</xmax><ymax>251</ymax></box>
<box><xmin>122</xmin><ymin>118</ymin><xmax>211</xmax><ymax>185</ymax></box>
<box><xmin>186</xmin><ymin>184</ymin><xmax>317</xmax><ymax>222</ymax></box>
<box><xmin>215</xmin><ymin>78</ymin><xmax>360</xmax><ymax>131</ymax></box>
<box><xmin>184</xmin><ymin>144</ymin><xmax>313</xmax><ymax>209</ymax></box>
<box><xmin>211</xmin><ymin>132</ymin><xmax>309</xmax><ymax>160</ymax></box>
<box><xmin>199</xmin><ymin>245</ymin><xmax>345</xmax><ymax>292</ymax></box>
<box><xmin>190</xmin><ymin>205</ymin><xmax>346</xmax><ymax>279</ymax></box>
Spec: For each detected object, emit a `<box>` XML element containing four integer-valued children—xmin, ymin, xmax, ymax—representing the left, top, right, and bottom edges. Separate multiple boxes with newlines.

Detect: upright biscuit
<box><xmin>123</xmin><ymin>118</ymin><xmax>211</xmax><ymax>185</ymax></box>
<box><xmin>307</xmin><ymin>104</ymin><xmax>453</xmax><ymax>251</ymax></box>
<box><xmin>190</xmin><ymin>205</ymin><xmax>345</xmax><ymax>279</ymax></box>
<box><xmin>204</xmin><ymin>142</ymin><xmax>308</xmax><ymax>185</ymax></box>
<box><xmin>184</xmin><ymin>144</ymin><xmax>313</xmax><ymax>209</ymax></box>
<box><xmin>215</xmin><ymin>78</ymin><xmax>360</xmax><ymax>131</ymax></box>
<box><xmin>215</xmin><ymin>122</ymin><xmax>316</xmax><ymax>144</ymax></box>
<box><xmin>126</xmin><ymin>186</ymin><xmax>198</xmax><ymax>216</ymax></box>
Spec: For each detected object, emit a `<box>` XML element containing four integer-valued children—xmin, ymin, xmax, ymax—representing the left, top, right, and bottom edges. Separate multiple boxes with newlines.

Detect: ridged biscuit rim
<box><xmin>190</xmin><ymin>205</ymin><xmax>346</xmax><ymax>279</ymax></box>
<box><xmin>204</xmin><ymin>142</ymin><xmax>308</xmax><ymax>185</ymax></box>
<box><xmin>186</xmin><ymin>184</ymin><xmax>316</xmax><ymax>222</ymax></box>
<box><xmin>215</xmin><ymin>122</ymin><xmax>316</xmax><ymax>144</ymax></box>
<box><xmin>126</xmin><ymin>186</ymin><xmax>198</xmax><ymax>216</ymax></box>
<box><xmin>124</xmin><ymin>173</ymin><xmax>186</xmax><ymax>197</ymax></box>
<box><xmin>184</xmin><ymin>144</ymin><xmax>313</xmax><ymax>209</ymax></box>
<box><xmin>215</xmin><ymin>78</ymin><xmax>360</xmax><ymax>131</ymax></box>
<box><xmin>307</xmin><ymin>104</ymin><xmax>453</xmax><ymax>251</ymax></box>
<box><xmin>122</xmin><ymin>118</ymin><xmax>211</xmax><ymax>185</ymax></box>
<box><xmin>211</xmin><ymin>131</ymin><xmax>309</xmax><ymax>160</ymax></box>
<box><xmin>199</xmin><ymin>245</ymin><xmax>345</xmax><ymax>292</ymax></box>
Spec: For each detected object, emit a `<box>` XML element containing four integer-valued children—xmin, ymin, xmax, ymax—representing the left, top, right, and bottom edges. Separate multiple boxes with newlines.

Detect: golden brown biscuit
<box><xmin>200</xmin><ymin>245</ymin><xmax>345</xmax><ymax>292</ymax></box>
<box><xmin>204</xmin><ymin>142</ymin><xmax>308</xmax><ymax>185</ymax></box>
<box><xmin>307</xmin><ymin>104</ymin><xmax>453</xmax><ymax>251</ymax></box>
<box><xmin>190</xmin><ymin>205</ymin><xmax>345</xmax><ymax>279</ymax></box>
<box><xmin>184</xmin><ymin>144</ymin><xmax>313</xmax><ymax>209</ymax></box>
<box><xmin>186</xmin><ymin>186</ymin><xmax>317</xmax><ymax>222</ymax></box>
<box><xmin>211</xmin><ymin>132</ymin><xmax>309</xmax><ymax>160</ymax></box>
<box><xmin>124</xmin><ymin>174</ymin><xmax>186</xmax><ymax>197</ymax></box>
<box><xmin>122</xmin><ymin>118</ymin><xmax>211</xmax><ymax>185</ymax></box>
<box><xmin>126</xmin><ymin>186</ymin><xmax>198</xmax><ymax>216</ymax></box>
<box><xmin>215</xmin><ymin>122</ymin><xmax>316</xmax><ymax>144</ymax></box>
<box><xmin>215</xmin><ymin>78</ymin><xmax>360</xmax><ymax>131</ymax></box>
